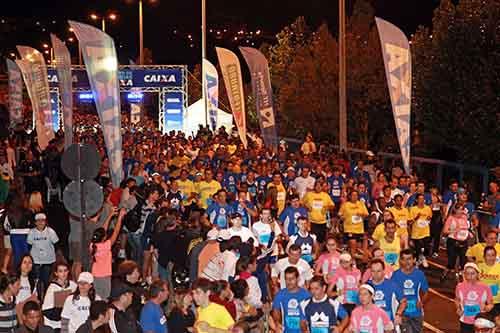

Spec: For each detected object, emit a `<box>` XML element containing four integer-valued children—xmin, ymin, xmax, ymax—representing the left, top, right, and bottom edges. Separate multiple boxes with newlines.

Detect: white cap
<box><xmin>474</xmin><ymin>317</ymin><xmax>495</xmax><ymax>329</ymax></box>
<box><xmin>34</xmin><ymin>213</ymin><xmax>47</xmax><ymax>220</ymax></box>
<box><xmin>464</xmin><ymin>262</ymin><xmax>480</xmax><ymax>273</ymax></box>
<box><xmin>207</xmin><ymin>228</ymin><xmax>219</xmax><ymax>241</ymax></box>
<box><xmin>360</xmin><ymin>284</ymin><xmax>375</xmax><ymax>295</ymax></box>
<box><xmin>366</xmin><ymin>150</ymin><xmax>375</xmax><ymax>157</ymax></box>
<box><xmin>218</xmin><ymin>229</ymin><xmax>231</xmax><ymax>241</ymax></box>
<box><xmin>339</xmin><ymin>253</ymin><xmax>352</xmax><ymax>262</ymax></box>
<box><xmin>77</xmin><ymin>272</ymin><xmax>94</xmax><ymax>284</ymax></box>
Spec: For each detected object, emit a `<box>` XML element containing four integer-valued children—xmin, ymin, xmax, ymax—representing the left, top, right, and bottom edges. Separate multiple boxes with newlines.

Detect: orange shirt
<box><xmin>198</xmin><ymin>242</ymin><xmax>220</xmax><ymax>276</ymax></box>
<box><xmin>91</xmin><ymin>240</ymin><xmax>112</xmax><ymax>277</ymax></box>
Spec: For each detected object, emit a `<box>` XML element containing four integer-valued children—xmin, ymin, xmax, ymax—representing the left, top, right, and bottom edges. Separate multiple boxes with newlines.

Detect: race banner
<box><xmin>17</xmin><ymin>46</ymin><xmax>55</xmax><ymax>150</ymax></box>
<box><xmin>69</xmin><ymin>20</ymin><xmax>123</xmax><ymax>188</ymax></box>
<box><xmin>239</xmin><ymin>47</ymin><xmax>278</xmax><ymax>151</ymax></box>
<box><xmin>6</xmin><ymin>59</ymin><xmax>24</xmax><ymax>128</ymax></box>
<box><xmin>375</xmin><ymin>17</ymin><xmax>411</xmax><ymax>175</ymax></box>
<box><xmin>215</xmin><ymin>47</ymin><xmax>248</xmax><ymax>148</ymax></box>
<box><xmin>202</xmin><ymin>59</ymin><xmax>219</xmax><ymax>131</ymax></box>
<box><xmin>51</xmin><ymin>34</ymin><xmax>73</xmax><ymax>149</ymax></box>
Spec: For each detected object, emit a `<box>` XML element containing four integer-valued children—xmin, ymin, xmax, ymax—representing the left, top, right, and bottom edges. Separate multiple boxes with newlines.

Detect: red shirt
<box><xmin>209</xmin><ymin>294</ymin><xmax>237</xmax><ymax>320</ymax></box>
<box><xmin>109</xmin><ymin>188</ymin><xmax>123</xmax><ymax>207</ymax></box>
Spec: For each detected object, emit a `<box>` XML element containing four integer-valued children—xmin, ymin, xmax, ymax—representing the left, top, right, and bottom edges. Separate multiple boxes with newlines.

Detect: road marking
<box><xmin>423</xmin><ymin>321</ymin><xmax>446</xmax><ymax>333</ymax></box>
<box><xmin>429</xmin><ymin>288</ymin><xmax>455</xmax><ymax>303</ymax></box>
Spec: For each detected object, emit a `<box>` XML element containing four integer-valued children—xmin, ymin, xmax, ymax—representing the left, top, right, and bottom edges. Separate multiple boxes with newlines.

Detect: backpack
<box><xmin>123</xmin><ymin>202</ymin><xmax>143</xmax><ymax>233</ymax></box>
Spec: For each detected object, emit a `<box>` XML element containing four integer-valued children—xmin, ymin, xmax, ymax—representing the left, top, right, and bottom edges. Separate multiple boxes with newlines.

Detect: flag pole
<box><xmin>202</xmin><ymin>0</ymin><xmax>208</xmax><ymax>127</ymax></box>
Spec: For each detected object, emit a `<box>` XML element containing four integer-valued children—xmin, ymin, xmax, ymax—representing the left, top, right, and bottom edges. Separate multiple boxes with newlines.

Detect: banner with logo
<box><xmin>375</xmin><ymin>17</ymin><xmax>411</xmax><ymax>175</ymax></box>
<box><xmin>51</xmin><ymin>34</ymin><xmax>73</xmax><ymax>149</ymax></box>
<box><xmin>215</xmin><ymin>47</ymin><xmax>248</xmax><ymax>148</ymax></box>
<box><xmin>203</xmin><ymin>59</ymin><xmax>219</xmax><ymax>131</ymax></box>
<box><xmin>6</xmin><ymin>59</ymin><xmax>24</xmax><ymax>128</ymax></box>
<box><xmin>69</xmin><ymin>20</ymin><xmax>123</xmax><ymax>188</ymax></box>
<box><xmin>239</xmin><ymin>47</ymin><xmax>278</xmax><ymax>151</ymax></box>
<box><xmin>17</xmin><ymin>46</ymin><xmax>55</xmax><ymax>150</ymax></box>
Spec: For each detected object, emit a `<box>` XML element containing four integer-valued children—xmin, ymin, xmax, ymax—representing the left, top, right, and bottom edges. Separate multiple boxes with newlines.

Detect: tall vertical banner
<box><xmin>239</xmin><ymin>47</ymin><xmax>278</xmax><ymax>151</ymax></box>
<box><xmin>17</xmin><ymin>46</ymin><xmax>55</xmax><ymax>150</ymax></box>
<box><xmin>215</xmin><ymin>47</ymin><xmax>248</xmax><ymax>148</ymax></box>
<box><xmin>69</xmin><ymin>20</ymin><xmax>123</xmax><ymax>188</ymax></box>
<box><xmin>203</xmin><ymin>59</ymin><xmax>219</xmax><ymax>131</ymax></box>
<box><xmin>6</xmin><ymin>59</ymin><xmax>24</xmax><ymax>128</ymax></box>
<box><xmin>375</xmin><ymin>17</ymin><xmax>411</xmax><ymax>175</ymax></box>
<box><xmin>51</xmin><ymin>34</ymin><xmax>73</xmax><ymax>149</ymax></box>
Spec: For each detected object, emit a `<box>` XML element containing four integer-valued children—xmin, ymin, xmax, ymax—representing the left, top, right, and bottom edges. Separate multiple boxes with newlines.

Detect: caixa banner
<box><xmin>47</xmin><ymin>67</ymin><xmax>184</xmax><ymax>89</ymax></box>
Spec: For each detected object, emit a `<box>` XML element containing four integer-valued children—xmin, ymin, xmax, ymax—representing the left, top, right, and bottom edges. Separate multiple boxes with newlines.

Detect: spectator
<box><xmin>108</xmin><ymin>282</ymin><xmax>142</xmax><ymax>333</ymax></box>
<box><xmin>139</xmin><ymin>280</ymin><xmax>169</xmax><ymax>333</ymax></box>
<box><xmin>75</xmin><ymin>300</ymin><xmax>110</xmax><ymax>333</ymax></box>
<box><xmin>15</xmin><ymin>301</ymin><xmax>54</xmax><ymax>333</ymax></box>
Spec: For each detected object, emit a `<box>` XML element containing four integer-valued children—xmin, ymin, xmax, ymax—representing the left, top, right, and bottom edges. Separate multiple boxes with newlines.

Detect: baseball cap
<box><xmin>286</xmin><ymin>166</ymin><xmax>296</xmax><ymax>172</ymax></box>
<box><xmin>229</xmin><ymin>212</ymin><xmax>242</xmax><ymax>219</ymax></box>
<box><xmin>152</xmin><ymin>172</ymin><xmax>161</xmax><ymax>177</ymax></box>
<box><xmin>110</xmin><ymin>282</ymin><xmax>133</xmax><ymax>299</ymax></box>
<box><xmin>35</xmin><ymin>213</ymin><xmax>47</xmax><ymax>220</ymax></box>
<box><xmin>207</xmin><ymin>228</ymin><xmax>219</xmax><ymax>241</ymax></box>
<box><xmin>464</xmin><ymin>262</ymin><xmax>480</xmax><ymax>273</ymax></box>
<box><xmin>77</xmin><ymin>272</ymin><xmax>94</xmax><ymax>284</ymax></box>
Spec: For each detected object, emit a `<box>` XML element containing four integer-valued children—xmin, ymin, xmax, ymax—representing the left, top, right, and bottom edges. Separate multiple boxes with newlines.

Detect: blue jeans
<box><xmin>33</xmin><ymin>263</ymin><xmax>52</xmax><ymax>294</ymax></box>
<box><xmin>128</xmin><ymin>233</ymin><xmax>144</xmax><ymax>267</ymax></box>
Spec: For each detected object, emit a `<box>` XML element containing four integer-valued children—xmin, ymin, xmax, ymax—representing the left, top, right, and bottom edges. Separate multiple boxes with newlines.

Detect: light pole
<box><xmin>125</xmin><ymin>0</ymin><xmax>158</xmax><ymax>65</ymax></box>
<box><xmin>202</xmin><ymin>0</ymin><xmax>208</xmax><ymax>126</ymax></box>
<box><xmin>338</xmin><ymin>0</ymin><xmax>347</xmax><ymax>151</ymax></box>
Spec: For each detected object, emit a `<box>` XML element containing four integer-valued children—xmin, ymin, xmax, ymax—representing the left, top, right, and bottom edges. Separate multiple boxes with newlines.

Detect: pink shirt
<box><xmin>350</xmin><ymin>304</ymin><xmax>393</xmax><ymax>333</ymax></box>
<box><xmin>361</xmin><ymin>265</ymin><xmax>394</xmax><ymax>283</ymax></box>
<box><xmin>455</xmin><ymin>281</ymin><xmax>493</xmax><ymax>324</ymax></box>
<box><xmin>444</xmin><ymin>215</ymin><xmax>470</xmax><ymax>241</ymax></box>
<box><xmin>316</xmin><ymin>252</ymin><xmax>340</xmax><ymax>278</ymax></box>
<box><xmin>91</xmin><ymin>240</ymin><xmax>112</xmax><ymax>277</ymax></box>
<box><xmin>330</xmin><ymin>266</ymin><xmax>361</xmax><ymax>304</ymax></box>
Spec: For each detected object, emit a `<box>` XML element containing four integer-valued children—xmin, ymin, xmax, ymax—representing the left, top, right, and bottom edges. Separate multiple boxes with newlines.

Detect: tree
<box><xmin>412</xmin><ymin>0</ymin><xmax>500</xmax><ymax>166</ymax></box>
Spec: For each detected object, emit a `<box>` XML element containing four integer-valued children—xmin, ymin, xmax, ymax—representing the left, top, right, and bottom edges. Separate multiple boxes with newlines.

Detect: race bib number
<box><xmin>311</xmin><ymin>327</ymin><xmax>329</xmax><ymax>333</ymax></box>
<box><xmin>312</xmin><ymin>200</ymin><xmax>324</xmax><ymax>210</ymax></box>
<box><xmin>490</xmin><ymin>284</ymin><xmax>499</xmax><ymax>296</ymax></box>
<box><xmin>259</xmin><ymin>234</ymin><xmax>271</xmax><ymax>245</ymax></box>
<box><xmin>384</xmin><ymin>252</ymin><xmax>398</xmax><ymax>265</ymax></box>
<box><xmin>352</xmin><ymin>215</ymin><xmax>362</xmax><ymax>224</ymax></box>
<box><xmin>398</xmin><ymin>219</ymin><xmax>407</xmax><ymax>228</ymax></box>
<box><xmin>285</xmin><ymin>316</ymin><xmax>300</xmax><ymax>329</ymax></box>
<box><xmin>332</xmin><ymin>188</ymin><xmax>341</xmax><ymax>197</ymax></box>
<box><xmin>456</xmin><ymin>230</ymin><xmax>469</xmax><ymax>241</ymax></box>
<box><xmin>302</xmin><ymin>254</ymin><xmax>313</xmax><ymax>263</ymax></box>
<box><xmin>464</xmin><ymin>304</ymin><xmax>480</xmax><ymax>317</ymax></box>
<box><xmin>417</xmin><ymin>219</ymin><xmax>429</xmax><ymax>228</ymax></box>
<box><xmin>346</xmin><ymin>290</ymin><xmax>359</xmax><ymax>304</ymax></box>
<box><xmin>405</xmin><ymin>299</ymin><xmax>417</xmax><ymax>314</ymax></box>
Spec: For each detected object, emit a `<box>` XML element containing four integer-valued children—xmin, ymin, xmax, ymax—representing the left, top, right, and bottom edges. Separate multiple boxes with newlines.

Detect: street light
<box><xmin>89</xmin><ymin>12</ymin><xmax>118</xmax><ymax>32</ymax></box>
<box><xmin>124</xmin><ymin>0</ymin><xmax>159</xmax><ymax>65</ymax></box>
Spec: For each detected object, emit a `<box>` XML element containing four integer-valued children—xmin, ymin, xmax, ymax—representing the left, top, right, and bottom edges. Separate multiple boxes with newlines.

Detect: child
<box><xmin>89</xmin><ymin>208</ymin><xmax>125</xmax><ymax>299</ymax></box>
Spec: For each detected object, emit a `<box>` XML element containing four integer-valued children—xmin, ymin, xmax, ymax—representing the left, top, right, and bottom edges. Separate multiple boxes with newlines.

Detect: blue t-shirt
<box><xmin>245</xmin><ymin>181</ymin><xmax>258</xmax><ymax>203</ymax></box>
<box><xmin>289</xmin><ymin>232</ymin><xmax>315</xmax><ymax>264</ymax></box>
<box><xmin>279</xmin><ymin>206</ymin><xmax>308</xmax><ymax>236</ymax></box>
<box><xmin>327</xmin><ymin>176</ymin><xmax>344</xmax><ymax>203</ymax></box>
<box><xmin>301</xmin><ymin>296</ymin><xmax>348</xmax><ymax>333</ymax></box>
<box><xmin>272</xmin><ymin>288</ymin><xmax>311</xmax><ymax>333</ymax></box>
<box><xmin>256</xmin><ymin>175</ymin><xmax>272</xmax><ymax>193</ymax></box>
<box><xmin>231</xmin><ymin>200</ymin><xmax>255</xmax><ymax>227</ymax></box>
<box><xmin>223</xmin><ymin>172</ymin><xmax>240</xmax><ymax>194</ymax></box>
<box><xmin>391</xmin><ymin>268</ymin><xmax>429</xmax><ymax>318</ymax></box>
<box><xmin>405</xmin><ymin>192</ymin><xmax>432</xmax><ymax>207</ymax></box>
<box><xmin>140</xmin><ymin>301</ymin><xmax>168</xmax><ymax>333</ymax></box>
<box><xmin>443</xmin><ymin>191</ymin><xmax>457</xmax><ymax>206</ymax></box>
<box><xmin>207</xmin><ymin>203</ymin><xmax>234</xmax><ymax>228</ymax></box>
<box><xmin>368</xmin><ymin>279</ymin><xmax>403</xmax><ymax>321</ymax></box>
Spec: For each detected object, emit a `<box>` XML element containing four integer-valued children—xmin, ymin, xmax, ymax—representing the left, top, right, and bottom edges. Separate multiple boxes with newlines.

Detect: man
<box><xmin>222</xmin><ymin>161</ymin><xmax>240</xmax><ymax>195</ymax></box>
<box><xmin>272</xmin><ymin>267</ymin><xmax>311</xmax><ymax>333</ymax></box>
<box><xmin>177</xmin><ymin>169</ymin><xmax>197</xmax><ymax>208</ymax></box>
<box><xmin>294</xmin><ymin>165</ymin><xmax>316</xmax><ymax>199</ymax></box>
<box><xmin>192</xmin><ymin>278</ymin><xmax>235</xmax><ymax>333</ymax></box>
<box><xmin>109</xmin><ymin>283</ymin><xmax>142</xmax><ymax>333</ymax></box>
<box><xmin>409</xmin><ymin>193</ymin><xmax>432</xmax><ymax>268</ymax></box>
<box><xmin>230</xmin><ymin>190</ymin><xmax>257</xmax><ymax>228</ymax></box>
<box><xmin>389</xmin><ymin>176</ymin><xmax>405</xmax><ymax>200</ymax></box>
<box><xmin>368</xmin><ymin>259</ymin><xmax>405</xmax><ymax>323</ymax></box>
<box><xmin>75</xmin><ymin>301</ymin><xmax>110</xmax><ymax>333</ymax></box>
<box><xmin>267</xmin><ymin>171</ymin><xmax>287</xmax><ymax>215</ymax></box>
<box><xmin>303</xmin><ymin>180</ymin><xmax>335</xmax><ymax>244</ymax></box>
<box><xmin>130</xmin><ymin>188</ymin><xmax>158</xmax><ymax>267</ymax></box>
<box><xmin>198</xmin><ymin>169</ymin><xmax>222</xmax><ymax>209</ymax></box>
<box><xmin>388</xmin><ymin>194</ymin><xmax>410</xmax><ymax>248</ymax></box>
<box><xmin>207</xmin><ymin>189</ymin><xmax>234</xmax><ymax>229</ymax></box>
<box><xmin>16</xmin><ymin>301</ymin><xmax>54</xmax><ymax>333</ymax></box>
<box><xmin>391</xmin><ymin>249</ymin><xmax>429</xmax><ymax>333</ymax></box>
<box><xmin>18</xmin><ymin>150</ymin><xmax>42</xmax><ymax>193</ymax></box>
<box><xmin>327</xmin><ymin>167</ymin><xmax>345</xmax><ymax>206</ymax></box>
<box><xmin>373</xmin><ymin>220</ymin><xmax>402</xmax><ymax>270</ymax></box>
<box><xmin>272</xmin><ymin>244</ymin><xmax>314</xmax><ymax>291</ymax></box>
<box><xmin>279</xmin><ymin>195</ymin><xmax>308</xmax><ymax>237</ymax></box>
<box><xmin>300</xmin><ymin>276</ymin><xmax>349</xmax><ymax>333</ymax></box>
<box><xmin>190</xmin><ymin>228</ymin><xmax>220</xmax><ymax>281</ymax></box>
<box><xmin>443</xmin><ymin>179</ymin><xmax>460</xmax><ymax>215</ymax></box>
<box><xmin>466</xmin><ymin>230</ymin><xmax>500</xmax><ymax>264</ymax></box>
<box><xmin>140</xmin><ymin>280</ymin><xmax>169</xmax><ymax>333</ymax></box>
<box><xmin>405</xmin><ymin>181</ymin><xmax>432</xmax><ymax>207</ymax></box>
<box><xmin>227</xmin><ymin>213</ymin><xmax>257</xmax><ymax>245</ymax></box>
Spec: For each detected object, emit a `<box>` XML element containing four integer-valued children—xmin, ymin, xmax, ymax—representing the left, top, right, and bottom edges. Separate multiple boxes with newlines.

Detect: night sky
<box><xmin>2</xmin><ymin>0</ymin><xmax>443</xmax><ymax>66</ymax></box>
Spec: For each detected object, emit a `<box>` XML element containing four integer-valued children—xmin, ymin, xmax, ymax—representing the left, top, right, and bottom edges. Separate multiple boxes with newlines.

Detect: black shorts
<box><xmin>310</xmin><ymin>223</ymin><xmax>327</xmax><ymax>243</ymax></box>
<box><xmin>342</xmin><ymin>233</ymin><xmax>364</xmax><ymax>244</ymax></box>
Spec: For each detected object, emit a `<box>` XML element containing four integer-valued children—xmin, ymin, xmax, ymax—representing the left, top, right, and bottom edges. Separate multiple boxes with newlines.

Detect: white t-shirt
<box><xmin>27</xmin><ymin>227</ymin><xmax>59</xmax><ymax>264</ymax></box>
<box><xmin>43</xmin><ymin>280</ymin><xmax>78</xmax><ymax>329</ymax></box>
<box><xmin>221</xmin><ymin>250</ymin><xmax>239</xmax><ymax>281</ymax></box>
<box><xmin>61</xmin><ymin>294</ymin><xmax>101</xmax><ymax>333</ymax></box>
<box><xmin>228</xmin><ymin>227</ymin><xmax>258</xmax><ymax>246</ymax></box>
<box><xmin>16</xmin><ymin>276</ymin><xmax>35</xmax><ymax>304</ymax></box>
<box><xmin>271</xmin><ymin>257</ymin><xmax>313</xmax><ymax>289</ymax></box>
<box><xmin>294</xmin><ymin>176</ymin><xmax>316</xmax><ymax>199</ymax></box>
<box><xmin>252</xmin><ymin>221</ymin><xmax>282</xmax><ymax>257</ymax></box>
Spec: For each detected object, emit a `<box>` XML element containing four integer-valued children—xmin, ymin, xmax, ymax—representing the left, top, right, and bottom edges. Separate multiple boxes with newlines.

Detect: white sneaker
<box><xmin>421</xmin><ymin>257</ymin><xmax>429</xmax><ymax>268</ymax></box>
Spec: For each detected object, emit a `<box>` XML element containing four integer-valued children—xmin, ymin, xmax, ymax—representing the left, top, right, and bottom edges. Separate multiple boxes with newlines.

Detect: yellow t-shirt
<box><xmin>196</xmin><ymin>302</ymin><xmax>235</xmax><ymax>333</ymax></box>
<box><xmin>379</xmin><ymin>236</ymin><xmax>401</xmax><ymax>270</ymax></box>
<box><xmin>372</xmin><ymin>224</ymin><xmax>406</xmax><ymax>242</ymax></box>
<box><xmin>177</xmin><ymin>179</ymin><xmax>196</xmax><ymax>205</ymax></box>
<box><xmin>303</xmin><ymin>191</ymin><xmax>335</xmax><ymax>224</ymax></box>
<box><xmin>478</xmin><ymin>262</ymin><xmax>500</xmax><ymax>304</ymax></box>
<box><xmin>466</xmin><ymin>243</ymin><xmax>500</xmax><ymax>264</ymax></box>
<box><xmin>197</xmin><ymin>180</ymin><xmax>222</xmax><ymax>209</ymax></box>
<box><xmin>409</xmin><ymin>205</ymin><xmax>432</xmax><ymax>239</ymax></box>
<box><xmin>268</xmin><ymin>183</ymin><xmax>287</xmax><ymax>215</ymax></box>
<box><xmin>388</xmin><ymin>206</ymin><xmax>410</xmax><ymax>235</ymax></box>
<box><xmin>339</xmin><ymin>201</ymin><xmax>369</xmax><ymax>234</ymax></box>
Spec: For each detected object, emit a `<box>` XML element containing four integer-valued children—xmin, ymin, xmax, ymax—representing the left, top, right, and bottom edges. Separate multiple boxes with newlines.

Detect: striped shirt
<box><xmin>0</xmin><ymin>295</ymin><xmax>17</xmax><ymax>332</ymax></box>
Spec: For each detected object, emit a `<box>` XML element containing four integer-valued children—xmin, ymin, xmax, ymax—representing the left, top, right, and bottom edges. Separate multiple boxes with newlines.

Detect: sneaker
<box><xmin>421</xmin><ymin>257</ymin><xmax>429</xmax><ymax>268</ymax></box>
<box><xmin>118</xmin><ymin>249</ymin><xmax>127</xmax><ymax>259</ymax></box>
<box><xmin>432</xmin><ymin>252</ymin><xmax>439</xmax><ymax>259</ymax></box>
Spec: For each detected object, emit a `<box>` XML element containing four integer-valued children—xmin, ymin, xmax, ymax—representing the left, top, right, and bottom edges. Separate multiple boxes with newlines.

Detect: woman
<box><xmin>314</xmin><ymin>235</ymin><xmax>340</xmax><ymax>283</ymax></box>
<box><xmin>235</xmin><ymin>256</ymin><xmax>262</xmax><ymax>309</ymax></box>
<box><xmin>442</xmin><ymin>203</ymin><xmax>471</xmax><ymax>281</ymax></box>
<box><xmin>328</xmin><ymin>253</ymin><xmax>361</xmax><ymax>315</ymax></box>
<box><xmin>371</xmin><ymin>172</ymin><xmax>387</xmax><ymax>201</ymax></box>
<box><xmin>349</xmin><ymin>284</ymin><xmax>394</xmax><ymax>333</ymax></box>
<box><xmin>15</xmin><ymin>254</ymin><xmax>38</xmax><ymax>324</ymax></box>
<box><xmin>0</xmin><ymin>273</ymin><xmax>21</xmax><ymax>331</ymax></box>
<box><xmin>89</xmin><ymin>208</ymin><xmax>124</xmax><ymax>299</ymax></box>
<box><xmin>430</xmin><ymin>186</ymin><xmax>444</xmax><ymax>258</ymax></box>
<box><xmin>230</xmin><ymin>278</ymin><xmax>262</xmax><ymax>332</ymax></box>
<box><xmin>478</xmin><ymin>246</ymin><xmax>500</xmax><ymax>316</ymax></box>
<box><xmin>167</xmin><ymin>288</ymin><xmax>195</xmax><ymax>333</ymax></box>
<box><xmin>455</xmin><ymin>263</ymin><xmax>494</xmax><ymax>333</ymax></box>
<box><xmin>209</xmin><ymin>280</ymin><xmax>237</xmax><ymax>320</ymax></box>
<box><xmin>116</xmin><ymin>260</ymin><xmax>145</xmax><ymax>321</ymax></box>
<box><xmin>61</xmin><ymin>272</ymin><xmax>99</xmax><ymax>333</ymax></box>
<box><xmin>43</xmin><ymin>261</ymin><xmax>77</xmax><ymax>332</ymax></box>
